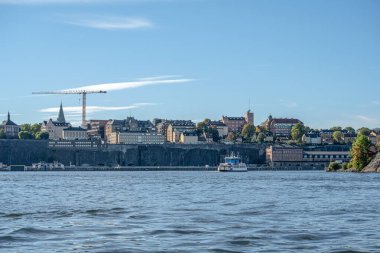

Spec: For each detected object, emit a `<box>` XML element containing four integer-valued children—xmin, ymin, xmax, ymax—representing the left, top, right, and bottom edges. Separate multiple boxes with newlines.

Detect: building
<box><xmin>105</xmin><ymin>120</ymin><xmax>124</xmax><ymax>142</ymax></box>
<box><xmin>87</xmin><ymin>120</ymin><xmax>108</xmax><ymax>139</ymax></box>
<box><xmin>221</xmin><ymin>116</ymin><xmax>246</xmax><ymax>132</ymax></box>
<box><xmin>369</xmin><ymin>130</ymin><xmax>380</xmax><ymax>146</ymax></box>
<box><xmin>342</xmin><ymin>132</ymin><xmax>357</xmax><ymax>144</ymax></box>
<box><xmin>166</xmin><ymin>120</ymin><xmax>196</xmax><ymax>143</ymax></box>
<box><xmin>266</xmin><ymin>144</ymin><xmax>351</xmax><ymax>167</ymax></box>
<box><xmin>155</xmin><ymin>120</ymin><xmax>172</xmax><ymax>139</ymax></box>
<box><xmin>0</xmin><ymin>112</ymin><xmax>20</xmax><ymax>138</ymax></box>
<box><xmin>244</xmin><ymin>110</ymin><xmax>254</xmax><ymax>125</ymax></box>
<box><xmin>303</xmin><ymin>145</ymin><xmax>350</xmax><ymax>164</ymax></box>
<box><xmin>41</xmin><ymin>103</ymin><xmax>70</xmax><ymax>140</ymax></box>
<box><xmin>208</xmin><ymin>121</ymin><xmax>228</xmax><ymax>138</ymax></box>
<box><xmin>302</xmin><ymin>132</ymin><xmax>322</xmax><ymax>145</ymax></box>
<box><xmin>266</xmin><ymin>145</ymin><xmax>303</xmax><ymax>166</ymax></box>
<box><xmin>180</xmin><ymin>131</ymin><xmax>199</xmax><ymax>144</ymax></box>
<box><xmin>62</xmin><ymin>126</ymin><xmax>87</xmax><ymax>140</ymax></box>
<box><xmin>48</xmin><ymin>139</ymin><xmax>101</xmax><ymax>149</ymax></box>
<box><xmin>105</xmin><ymin>117</ymin><xmax>155</xmax><ymax>142</ymax></box>
<box><xmin>261</xmin><ymin>115</ymin><xmax>302</xmax><ymax>138</ymax></box>
<box><xmin>264</xmin><ymin>131</ymin><xmax>274</xmax><ymax>142</ymax></box>
<box><xmin>109</xmin><ymin>132</ymin><xmax>165</xmax><ymax>144</ymax></box>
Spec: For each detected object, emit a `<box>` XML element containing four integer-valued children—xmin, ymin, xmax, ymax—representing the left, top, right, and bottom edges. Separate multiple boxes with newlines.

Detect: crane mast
<box><xmin>32</xmin><ymin>90</ymin><xmax>107</xmax><ymax>128</ymax></box>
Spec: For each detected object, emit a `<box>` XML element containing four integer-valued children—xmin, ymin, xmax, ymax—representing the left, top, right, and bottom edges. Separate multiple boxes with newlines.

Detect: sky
<box><xmin>0</xmin><ymin>0</ymin><xmax>379</xmax><ymax>129</ymax></box>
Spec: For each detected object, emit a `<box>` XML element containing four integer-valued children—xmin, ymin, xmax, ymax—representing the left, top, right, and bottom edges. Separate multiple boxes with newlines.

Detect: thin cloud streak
<box><xmin>61</xmin><ymin>76</ymin><xmax>193</xmax><ymax>92</ymax></box>
<box><xmin>0</xmin><ymin>0</ymin><xmax>169</xmax><ymax>4</ymax></box>
<box><xmin>352</xmin><ymin>115</ymin><xmax>378</xmax><ymax>124</ymax></box>
<box><xmin>65</xmin><ymin>16</ymin><xmax>153</xmax><ymax>30</ymax></box>
<box><xmin>0</xmin><ymin>0</ymin><xmax>113</xmax><ymax>4</ymax></box>
<box><xmin>40</xmin><ymin>103</ymin><xmax>156</xmax><ymax>114</ymax></box>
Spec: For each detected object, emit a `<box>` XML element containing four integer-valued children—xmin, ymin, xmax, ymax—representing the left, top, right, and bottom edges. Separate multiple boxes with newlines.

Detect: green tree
<box><xmin>291</xmin><ymin>123</ymin><xmax>306</xmax><ymax>143</ymax></box>
<box><xmin>20</xmin><ymin>124</ymin><xmax>32</xmax><ymax>132</ymax></box>
<box><xmin>344</xmin><ymin>127</ymin><xmax>355</xmax><ymax>133</ymax></box>
<box><xmin>330</xmin><ymin>126</ymin><xmax>342</xmax><ymax>131</ymax></box>
<box><xmin>0</xmin><ymin>129</ymin><xmax>6</xmax><ymax>139</ymax></box>
<box><xmin>241</xmin><ymin>124</ymin><xmax>255</xmax><ymax>139</ymax></box>
<box><xmin>31</xmin><ymin>123</ymin><xmax>41</xmax><ymax>135</ymax></box>
<box><xmin>18</xmin><ymin>131</ymin><xmax>34</xmax><ymax>139</ymax></box>
<box><xmin>207</xmin><ymin>128</ymin><xmax>220</xmax><ymax>142</ymax></box>
<box><xmin>333</xmin><ymin>131</ymin><xmax>343</xmax><ymax>143</ymax></box>
<box><xmin>36</xmin><ymin>131</ymin><xmax>49</xmax><ymax>140</ymax></box>
<box><xmin>257</xmin><ymin>132</ymin><xmax>266</xmax><ymax>143</ymax></box>
<box><xmin>357</xmin><ymin>127</ymin><xmax>370</xmax><ymax>136</ymax></box>
<box><xmin>350</xmin><ymin>134</ymin><xmax>372</xmax><ymax>171</ymax></box>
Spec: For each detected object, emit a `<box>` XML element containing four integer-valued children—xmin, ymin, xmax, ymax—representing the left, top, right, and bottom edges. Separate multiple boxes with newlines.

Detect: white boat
<box><xmin>218</xmin><ymin>153</ymin><xmax>248</xmax><ymax>172</ymax></box>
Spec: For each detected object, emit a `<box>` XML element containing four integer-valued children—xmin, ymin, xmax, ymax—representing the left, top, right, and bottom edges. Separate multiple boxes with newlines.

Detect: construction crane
<box><xmin>32</xmin><ymin>90</ymin><xmax>107</xmax><ymax>128</ymax></box>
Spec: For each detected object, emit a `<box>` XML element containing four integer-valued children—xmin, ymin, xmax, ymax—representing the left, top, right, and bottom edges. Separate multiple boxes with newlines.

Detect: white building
<box><xmin>110</xmin><ymin>132</ymin><xmax>165</xmax><ymax>144</ymax></box>
<box><xmin>208</xmin><ymin>121</ymin><xmax>228</xmax><ymax>138</ymax></box>
<box><xmin>302</xmin><ymin>133</ymin><xmax>322</xmax><ymax>145</ymax></box>
<box><xmin>41</xmin><ymin>103</ymin><xmax>70</xmax><ymax>140</ymax></box>
<box><xmin>180</xmin><ymin>131</ymin><xmax>198</xmax><ymax>144</ymax></box>
<box><xmin>62</xmin><ymin>126</ymin><xmax>87</xmax><ymax>140</ymax></box>
<box><xmin>166</xmin><ymin>121</ymin><xmax>196</xmax><ymax>143</ymax></box>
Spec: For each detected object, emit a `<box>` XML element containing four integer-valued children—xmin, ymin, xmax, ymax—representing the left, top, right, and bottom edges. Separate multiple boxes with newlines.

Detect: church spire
<box><xmin>57</xmin><ymin>103</ymin><xmax>66</xmax><ymax>123</ymax></box>
<box><xmin>7</xmin><ymin>111</ymin><xmax>10</xmax><ymax>122</ymax></box>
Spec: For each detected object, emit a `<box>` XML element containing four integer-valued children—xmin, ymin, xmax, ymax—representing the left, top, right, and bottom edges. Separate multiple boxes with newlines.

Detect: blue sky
<box><xmin>0</xmin><ymin>0</ymin><xmax>379</xmax><ymax>129</ymax></box>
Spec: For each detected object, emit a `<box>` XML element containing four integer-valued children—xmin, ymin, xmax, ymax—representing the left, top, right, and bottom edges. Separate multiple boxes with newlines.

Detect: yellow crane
<box><xmin>32</xmin><ymin>89</ymin><xmax>107</xmax><ymax>128</ymax></box>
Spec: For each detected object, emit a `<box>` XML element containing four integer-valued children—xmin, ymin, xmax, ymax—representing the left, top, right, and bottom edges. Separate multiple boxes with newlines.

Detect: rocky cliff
<box><xmin>0</xmin><ymin>140</ymin><xmax>265</xmax><ymax>166</ymax></box>
<box><xmin>362</xmin><ymin>152</ymin><xmax>380</xmax><ymax>173</ymax></box>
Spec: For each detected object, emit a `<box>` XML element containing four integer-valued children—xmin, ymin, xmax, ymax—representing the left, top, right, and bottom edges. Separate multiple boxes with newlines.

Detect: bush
<box><xmin>328</xmin><ymin>162</ymin><xmax>341</xmax><ymax>171</ymax></box>
<box><xmin>341</xmin><ymin>162</ymin><xmax>348</xmax><ymax>170</ymax></box>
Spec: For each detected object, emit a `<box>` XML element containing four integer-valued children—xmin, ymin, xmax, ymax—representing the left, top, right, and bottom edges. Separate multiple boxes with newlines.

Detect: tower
<box><xmin>57</xmin><ymin>103</ymin><xmax>66</xmax><ymax>123</ymax></box>
<box><xmin>245</xmin><ymin>110</ymin><xmax>254</xmax><ymax>126</ymax></box>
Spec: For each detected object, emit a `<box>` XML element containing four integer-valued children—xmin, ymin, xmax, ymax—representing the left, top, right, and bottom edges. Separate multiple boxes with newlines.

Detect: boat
<box><xmin>218</xmin><ymin>153</ymin><xmax>248</xmax><ymax>172</ymax></box>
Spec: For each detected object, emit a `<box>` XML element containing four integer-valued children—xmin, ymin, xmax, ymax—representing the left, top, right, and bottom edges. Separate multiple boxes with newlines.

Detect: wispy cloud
<box><xmin>39</xmin><ymin>103</ymin><xmax>156</xmax><ymax>114</ymax></box>
<box><xmin>0</xmin><ymin>0</ymin><xmax>170</xmax><ymax>4</ymax></box>
<box><xmin>353</xmin><ymin>115</ymin><xmax>377</xmax><ymax>124</ymax></box>
<box><xmin>0</xmin><ymin>113</ymin><xmax>22</xmax><ymax>117</ymax></box>
<box><xmin>371</xmin><ymin>101</ymin><xmax>380</xmax><ymax>106</ymax></box>
<box><xmin>279</xmin><ymin>99</ymin><xmax>298</xmax><ymax>108</ymax></box>
<box><xmin>0</xmin><ymin>0</ymin><xmax>113</xmax><ymax>4</ymax></box>
<box><xmin>61</xmin><ymin>76</ymin><xmax>193</xmax><ymax>92</ymax></box>
<box><xmin>64</xmin><ymin>16</ymin><xmax>153</xmax><ymax>30</ymax></box>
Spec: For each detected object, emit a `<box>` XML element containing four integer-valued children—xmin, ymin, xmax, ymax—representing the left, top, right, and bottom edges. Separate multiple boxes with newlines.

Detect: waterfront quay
<box><xmin>1</xmin><ymin>164</ymin><xmax>325</xmax><ymax>172</ymax></box>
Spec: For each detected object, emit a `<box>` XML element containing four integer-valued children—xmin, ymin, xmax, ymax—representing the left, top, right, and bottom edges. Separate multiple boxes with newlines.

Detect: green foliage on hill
<box><xmin>291</xmin><ymin>123</ymin><xmax>306</xmax><ymax>143</ymax></box>
<box><xmin>349</xmin><ymin>134</ymin><xmax>372</xmax><ymax>171</ymax></box>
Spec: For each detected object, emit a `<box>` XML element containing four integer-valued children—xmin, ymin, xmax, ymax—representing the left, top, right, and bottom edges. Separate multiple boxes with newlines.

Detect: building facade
<box><xmin>41</xmin><ymin>104</ymin><xmax>70</xmax><ymax>140</ymax></box>
<box><xmin>166</xmin><ymin>120</ymin><xmax>196</xmax><ymax>143</ymax></box>
<box><xmin>62</xmin><ymin>126</ymin><xmax>88</xmax><ymax>140</ymax></box>
<box><xmin>105</xmin><ymin>117</ymin><xmax>155</xmax><ymax>142</ymax></box>
<box><xmin>0</xmin><ymin>112</ymin><xmax>20</xmax><ymax>138</ymax></box>
<box><xmin>244</xmin><ymin>110</ymin><xmax>254</xmax><ymax>126</ymax></box>
<box><xmin>180</xmin><ymin>131</ymin><xmax>198</xmax><ymax>144</ymax></box>
<box><xmin>87</xmin><ymin>120</ymin><xmax>108</xmax><ymax>139</ymax></box>
<box><xmin>208</xmin><ymin>121</ymin><xmax>228</xmax><ymax>138</ymax></box>
<box><xmin>109</xmin><ymin>132</ymin><xmax>165</xmax><ymax>144</ymax></box>
<box><xmin>261</xmin><ymin>115</ymin><xmax>302</xmax><ymax>138</ymax></box>
<box><xmin>221</xmin><ymin>116</ymin><xmax>246</xmax><ymax>132</ymax></box>
<box><xmin>266</xmin><ymin>145</ymin><xmax>304</xmax><ymax>165</ymax></box>
<box><xmin>302</xmin><ymin>132</ymin><xmax>322</xmax><ymax>145</ymax></box>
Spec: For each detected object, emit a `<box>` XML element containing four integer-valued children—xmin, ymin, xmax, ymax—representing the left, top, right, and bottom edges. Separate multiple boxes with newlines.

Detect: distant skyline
<box><xmin>0</xmin><ymin>0</ymin><xmax>379</xmax><ymax>128</ymax></box>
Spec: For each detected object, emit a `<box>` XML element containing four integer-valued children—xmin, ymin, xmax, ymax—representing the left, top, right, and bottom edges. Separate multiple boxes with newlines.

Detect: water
<box><xmin>0</xmin><ymin>171</ymin><xmax>379</xmax><ymax>253</ymax></box>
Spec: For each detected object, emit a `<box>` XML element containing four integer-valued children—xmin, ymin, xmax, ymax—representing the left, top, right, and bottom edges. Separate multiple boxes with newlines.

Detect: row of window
<box><xmin>304</xmin><ymin>154</ymin><xmax>348</xmax><ymax>159</ymax></box>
